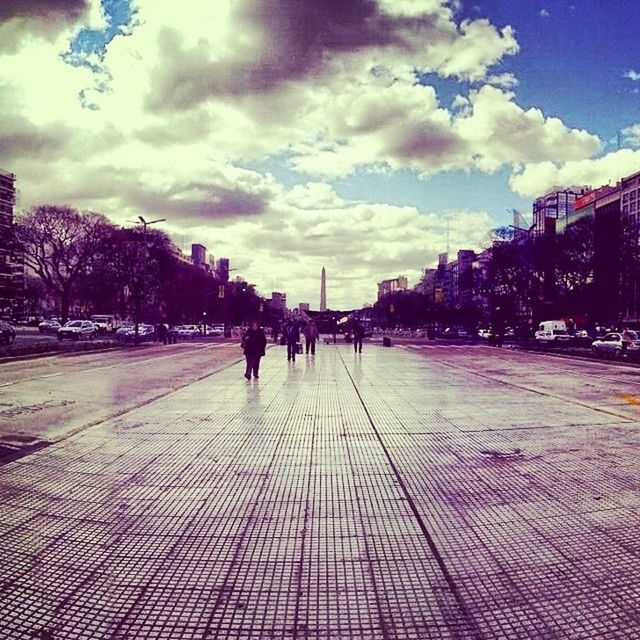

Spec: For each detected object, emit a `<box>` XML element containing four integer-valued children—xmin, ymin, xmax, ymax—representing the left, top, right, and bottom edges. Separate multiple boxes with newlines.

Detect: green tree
<box><xmin>15</xmin><ymin>205</ymin><xmax>114</xmax><ymax>322</ymax></box>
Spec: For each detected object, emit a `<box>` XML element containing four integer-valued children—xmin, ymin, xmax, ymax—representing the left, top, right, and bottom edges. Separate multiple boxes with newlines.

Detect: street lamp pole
<box><xmin>132</xmin><ymin>216</ymin><xmax>166</xmax><ymax>345</ymax></box>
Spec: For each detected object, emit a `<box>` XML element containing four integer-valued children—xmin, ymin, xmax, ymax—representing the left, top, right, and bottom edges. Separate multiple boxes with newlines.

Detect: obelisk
<box><xmin>320</xmin><ymin>266</ymin><xmax>327</xmax><ymax>311</ymax></box>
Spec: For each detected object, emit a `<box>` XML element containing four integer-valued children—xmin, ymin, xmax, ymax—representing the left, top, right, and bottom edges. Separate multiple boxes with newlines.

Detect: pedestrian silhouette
<box><xmin>241</xmin><ymin>320</ymin><xmax>267</xmax><ymax>380</ymax></box>
<box><xmin>283</xmin><ymin>319</ymin><xmax>300</xmax><ymax>362</ymax></box>
<box><xmin>352</xmin><ymin>319</ymin><xmax>364</xmax><ymax>353</ymax></box>
<box><xmin>303</xmin><ymin>320</ymin><xmax>319</xmax><ymax>355</ymax></box>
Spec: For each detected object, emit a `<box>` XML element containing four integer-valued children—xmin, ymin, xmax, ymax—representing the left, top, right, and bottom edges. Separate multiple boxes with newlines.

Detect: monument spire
<box><xmin>320</xmin><ymin>266</ymin><xmax>327</xmax><ymax>312</ymax></box>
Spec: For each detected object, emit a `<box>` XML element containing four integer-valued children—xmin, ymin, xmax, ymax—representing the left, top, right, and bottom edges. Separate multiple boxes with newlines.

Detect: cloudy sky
<box><xmin>2</xmin><ymin>0</ymin><xmax>640</xmax><ymax>308</ymax></box>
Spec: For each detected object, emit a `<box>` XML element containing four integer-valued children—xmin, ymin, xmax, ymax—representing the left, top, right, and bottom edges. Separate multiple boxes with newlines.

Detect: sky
<box><xmin>1</xmin><ymin>0</ymin><xmax>639</xmax><ymax>309</ymax></box>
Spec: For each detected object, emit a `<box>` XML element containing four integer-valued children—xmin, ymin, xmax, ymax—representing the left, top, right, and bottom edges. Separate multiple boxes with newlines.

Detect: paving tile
<box><xmin>2</xmin><ymin>345</ymin><xmax>640</xmax><ymax>638</ymax></box>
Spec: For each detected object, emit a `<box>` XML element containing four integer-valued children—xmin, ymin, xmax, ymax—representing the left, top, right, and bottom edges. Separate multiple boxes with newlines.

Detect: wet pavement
<box><xmin>2</xmin><ymin>344</ymin><xmax>640</xmax><ymax>638</ymax></box>
<box><xmin>0</xmin><ymin>342</ymin><xmax>244</xmax><ymax>454</ymax></box>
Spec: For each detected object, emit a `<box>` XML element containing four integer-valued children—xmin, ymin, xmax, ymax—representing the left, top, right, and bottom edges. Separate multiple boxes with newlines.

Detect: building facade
<box><xmin>191</xmin><ymin>243</ymin><xmax>207</xmax><ymax>268</ymax></box>
<box><xmin>377</xmin><ymin>275</ymin><xmax>408</xmax><ymax>300</ymax></box>
<box><xmin>621</xmin><ymin>171</ymin><xmax>640</xmax><ymax>324</ymax></box>
<box><xmin>0</xmin><ymin>169</ymin><xmax>23</xmax><ymax>318</ymax></box>
<box><xmin>215</xmin><ymin>258</ymin><xmax>230</xmax><ymax>282</ymax></box>
<box><xmin>270</xmin><ymin>291</ymin><xmax>287</xmax><ymax>312</ymax></box>
<box><xmin>533</xmin><ymin>187</ymin><xmax>587</xmax><ymax>237</ymax></box>
<box><xmin>415</xmin><ymin>268</ymin><xmax>437</xmax><ymax>300</ymax></box>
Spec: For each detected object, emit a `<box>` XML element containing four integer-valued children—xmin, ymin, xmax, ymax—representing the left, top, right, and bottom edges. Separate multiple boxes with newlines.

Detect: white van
<box><xmin>90</xmin><ymin>314</ymin><xmax>121</xmax><ymax>333</ymax></box>
<box><xmin>535</xmin><ymin>320</ymin><xmax>571</xmax><ymax>342</ymax></box>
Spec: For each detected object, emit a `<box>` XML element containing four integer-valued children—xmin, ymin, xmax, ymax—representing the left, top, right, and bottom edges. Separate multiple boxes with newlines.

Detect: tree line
<box><xmin>15</xmin><ymin>205</ymin><xmax>277</xmax><ymax>325</ymax></box>
<box><xmin>371</xmin><ymin>216</ymin><xmax>610</xmax><ymax>333</ymax></box>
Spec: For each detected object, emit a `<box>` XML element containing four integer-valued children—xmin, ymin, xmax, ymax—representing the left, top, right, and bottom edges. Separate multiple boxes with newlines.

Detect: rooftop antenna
<box><xmin>617</xmin><ymin>130</ymin><xmax>622</xmax><ymax>183</ymax></box>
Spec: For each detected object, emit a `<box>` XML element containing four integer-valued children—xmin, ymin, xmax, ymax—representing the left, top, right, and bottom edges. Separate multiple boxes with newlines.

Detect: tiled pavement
<box><xmin>2</xmin><ymin>345</ymin><xmax>640</xmax><ymax>639</ymax></box>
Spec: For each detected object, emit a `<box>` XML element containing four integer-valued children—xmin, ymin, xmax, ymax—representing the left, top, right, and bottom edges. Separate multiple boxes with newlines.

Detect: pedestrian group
<box><xmin>241</xmin><ymin>316</ymin><xmax>366</xmax><ymax>380</ymax></box>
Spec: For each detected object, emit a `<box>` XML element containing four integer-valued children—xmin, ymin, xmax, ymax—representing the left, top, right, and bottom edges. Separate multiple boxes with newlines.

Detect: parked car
<box><xmin>0</xmin><ymin>320</ymin><xmax>16</xmax><ymax>345</ymax></box>
<box><xmin>39</xmin><ymin>319</ymin><xmax>62</xmax><ymax>333</ymax></box>
<box><xmin>591</xmin><ymin>331</ymin><xmax>640</xmax><ymax>358</ymax></box>
<box><xmin>90</xmin><ymin>314</ymin><xmax>120</xmax><ymax>334</ymax></box>
<box><xmin>176</xmin><ymin>325</ymin><xmax>200</xmax><ymax>338</ymax></box>
<box><xmin>478</xmin><ymin>328</ymin><xmax>491</xmax><ymax>339</ymax></box>
<box><xmin>116</xmin><ymin>323</ymin><xmax>155</xmax><ymax>342</ymax></box>
<box><xmin>58</xmin><ymin>320</ymin><xmax>96</xmax><ymax>341</ymax></box>
<box><xmin>208</xmin><ymin>324</ymin><xmax>225</xmax><ymax>337</ymax></box>
<box><xmin>15</xmin><ymin>315</ymin><xmax>43</xmax><ymax>326</ymax></box>
<box><xmin>535</xmin><ymin>320</ymin><xmax>571</xmax><ymax>343</ymax></box>
<box><xmin>443</xmin><ymin>326</ymin><xmax>469</xmax><ymax>339</ymax></box>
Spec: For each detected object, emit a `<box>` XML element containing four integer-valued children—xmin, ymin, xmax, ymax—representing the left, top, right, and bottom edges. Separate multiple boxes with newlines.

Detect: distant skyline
<box><xmin>2</xmin><ymin>0</ymin><xmax>640</xmax><ymax>307</ymax></box>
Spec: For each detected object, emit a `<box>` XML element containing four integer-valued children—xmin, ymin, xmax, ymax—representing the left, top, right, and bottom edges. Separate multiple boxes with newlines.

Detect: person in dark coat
<box><xmin>156</xmin><ymin>322</ymin><xmax>168</xmax><ymax>345</ymax></box>
<box><xmin>352</xmin><ymin>319</ymin><xmax>365</xmax><ymax>353</ymax></box>
<box><xmin>283</xmin><ymin>320</ymin><xmax>300</xmax><ymax>362</ymax></box>
<box><xmin>242</xmin><ymin>320</ymin><xmax>267</xmax><ymax>380</ymax></box>
<box><xmin>303</xmin><ymin>321</ymin><xmax>320</xmax><ymax>355</ymax></box>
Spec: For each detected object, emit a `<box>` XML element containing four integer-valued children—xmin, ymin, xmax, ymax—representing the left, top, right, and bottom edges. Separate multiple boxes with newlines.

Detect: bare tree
<box><xmin>15</xmin><ymin>205</ymin><xmax>113</xmax><ymax>322</ymax></box>
<box><xmin>555</xmin><ymin>217</ymin><xmax>594</xmax><ymax>293</ymax></box>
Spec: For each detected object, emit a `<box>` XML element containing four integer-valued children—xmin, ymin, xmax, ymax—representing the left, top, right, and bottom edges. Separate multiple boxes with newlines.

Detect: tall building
<box><xmin>377</xmin><ymin>276</ymin><xmax>408</xmax><ymax>300</ymax></box>
<box><xmin>558</xmin><ymin>182</ymin><xmax>622</xmax><ymax>324</ymax></box>
<box><xmin>216</xmin><ymin>257</ymin><xmax>230</xmax><ymax>282</ymax></box>
<box><xmin>320</xmin><ymin>266</ymin><xmax>327</xmax><ymax>311</ymax></box>
<box><xmin>271</xmin><ymin>291</ymin><xmax>287</xmax><ymax>312</ymax></box>
<box><xmin>191</xmin><ymin>243</ymin><xmax>207</xmax><ymax>268</ymax></box>
<box><xmin>0</xmin><ymin>168</ymin><xmax>22</xmax><ymax>318</ymax></box>
<box><xmin>415</xmin><ymin>268</ymin><xmax>437</xmax><ymax>300</ymax></box>
<box><xmin>532</xmin><ymin>187</ymin><xmax>588</xmax><ymax>236</ymax></box>
<box><xmin>620</xmin><ymin>170</ymin><xmax>640</xmax><ymax>323</ymax></box>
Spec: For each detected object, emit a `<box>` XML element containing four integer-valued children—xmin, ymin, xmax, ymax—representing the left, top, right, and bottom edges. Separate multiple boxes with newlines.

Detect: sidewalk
<box><xmin>1</xmin><ymin>345</ymin><xmax>639</xmax><ymax>638</ymax></box>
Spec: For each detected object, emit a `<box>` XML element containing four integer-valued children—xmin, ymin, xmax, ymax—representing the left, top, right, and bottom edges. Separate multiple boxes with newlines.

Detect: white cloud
<box><xmin>190</xmin><ymin>201</ymin><xmax>494</xmax><ymax>308</ymax></box>
<box><xmin>288</xmin><ymin>83</ymin><xmax>599</xmax><ymax>179</ymax></box>
<box><xmin>622</xmin><ymin>123</ymin><xmax>640</xmax><ymax>148</ymax></box>
<box><xmin>454</xmin><ymin>85</ymin><xmax>600</xmax><ymax>172</ymax></box>
<box><xmin>509</xmin><ymin>149</ymin><xmax>640</xmax><ymax>198</ymax></box>
<box><xmin>539</xmin><ymin>9</ymin><xmax>551</xmax><ymax>18</ymax></box>
<box><xmin>0</xmin><ymin>0</ymin><xmax>610</xmax><ymax>306</ymax></box>
<box><xmin>624</xmin><ymin>69</ymin><xmax>640</xmax><ymax>81</ymax></box>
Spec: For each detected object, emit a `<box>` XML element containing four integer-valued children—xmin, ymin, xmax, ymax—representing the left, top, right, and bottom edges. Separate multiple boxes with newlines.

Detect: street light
<box><xmin>129</xmin><ymin>216</ymin><xmax>166</xmax><ymax>344</ymax></box>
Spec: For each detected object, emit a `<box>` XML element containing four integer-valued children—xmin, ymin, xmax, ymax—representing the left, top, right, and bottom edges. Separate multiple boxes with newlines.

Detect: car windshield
<box><xmin>553</xmin><ymin>329</ymin><xmax>567</xmax><ymax>334</ymax></box>
<box><xmin>628</xmin><ymin>331</ymin><xmax>639</xmax><ymax>340</ymax></box>
<box><xmin>65</xmin><ymin>321</ymin><xmax>82</xmax><ymax>327</ymax></box>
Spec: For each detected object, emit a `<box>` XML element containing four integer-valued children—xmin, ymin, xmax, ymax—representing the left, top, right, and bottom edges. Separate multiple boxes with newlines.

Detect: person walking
<box><xmin>352</xmin><ymin>319</ymin><xmax>365</xmax><ymax>353</ymax></box>
<box><xmin>157</xmin><ymin>322</ymin><xmax>168</xmax><ymax>345</ymax></box>
<box><xmin>242</xmin><ymin>320</ymin><xmax>267</xmax><ymax>380</ymax></box>
<box><xmin>303</xmin><ymin>321</ymin><xmax>320</xmax><ymax>355</ymax></box>
<box><xmin>622</xmin><ymin>327</ymin><xmax>633</xmax><ymax>357</ymax></box>
<box><xmin>283</xmin><ymin>320</ymin><xmax>300</xmax><ymax>362</ymax></box>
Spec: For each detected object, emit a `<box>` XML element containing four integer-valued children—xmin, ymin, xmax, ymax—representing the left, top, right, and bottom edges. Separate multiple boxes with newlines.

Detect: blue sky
<box><xmin>65</xmin><ymin>0</ymin><xmax>640</xmax><ymax>229</ymax></box>
<box><xmin>470</xmin><ymin>0</ymin><xmax>640</xmax><ymax>140</ymax></box>
<box><xmin>175</xmin><ymin>0</ymin><xmax>639</xmax><ymax>227</ymax></box>
<box><xmin>4</xmin><ymin>0</ymin><xmax>640</xmax><ymax>306</ymax></box>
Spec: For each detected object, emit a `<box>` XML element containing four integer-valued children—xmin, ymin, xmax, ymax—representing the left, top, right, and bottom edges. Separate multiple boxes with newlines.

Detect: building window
<box><xmin>632</xmin><ymin>202</ymin><xmax>637</xmax><ymax>213</ymax></box>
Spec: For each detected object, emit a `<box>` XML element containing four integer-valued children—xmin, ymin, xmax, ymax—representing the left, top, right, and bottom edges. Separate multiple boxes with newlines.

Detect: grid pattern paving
<box><xmin>1</xmin><ymin>345</ymin><xmax>640</xmax><ymax>638</ymax></box>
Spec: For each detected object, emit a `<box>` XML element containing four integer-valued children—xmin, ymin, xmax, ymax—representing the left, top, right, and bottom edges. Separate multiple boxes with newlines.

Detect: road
<box><xmin>2</xmin><ymin>343</ymin><xmax>640</xmax><ymax>638</ymax></box>
<box><xmin>0</xmin><ymin>340</ymin><xmax>245</xmax><ymax>453</ymax></box>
